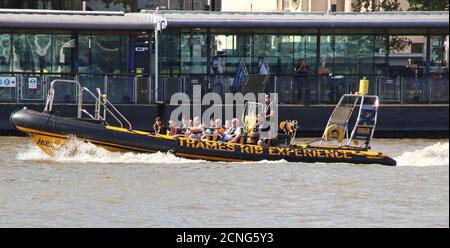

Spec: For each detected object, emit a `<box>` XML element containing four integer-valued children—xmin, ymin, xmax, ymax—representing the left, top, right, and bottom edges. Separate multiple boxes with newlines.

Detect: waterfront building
<box><xmin>0</xmin><ymin>9</ymin><xmax>448</xmax><ymax>135</ymax></box>
<box><xmin>0</xmin><ymin>10</ymin><xmax>447</xmax><ymax>104</ymax></box>
<box><xmin>220</xmin><ymin>0</ymin><xmax>411</xmax><ymax>12</ymax></box>
<box><xmin>0</xmin><ymin>0</ymin><xmax>220</xmax><ymax>11</ymax></box>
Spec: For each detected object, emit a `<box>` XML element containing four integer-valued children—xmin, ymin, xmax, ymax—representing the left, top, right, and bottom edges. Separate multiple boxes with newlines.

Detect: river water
<box><xmin>0</xmin><ymin>137</ymin><xmax>448</xmax><ymax>227</ymax></box>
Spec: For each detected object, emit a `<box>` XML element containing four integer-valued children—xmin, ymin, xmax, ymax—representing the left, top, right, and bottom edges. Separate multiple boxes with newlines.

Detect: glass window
<box><xmin>180</xmin><ymin>33</ymin><xmax>208</xmax><ymax>74</ymax></box>
<box><xmin>388</xmin><ymin>35</ymin><xmax>426</xmax><ymax>76</ymax></box>
<box><xmin>91</xmin><ymin>35</ymin><xmax>128</xmax><ymax>74</ymax></box>
<box><xmin>78</xmin><ymin>35</ymin><xmax>129</xmax><ymax>74</ymax></box>
<box><xmin>236</xmin><ymin>34</ymin><xmax>251</xmax><ymax>59</ymax></box>
<box><xmin>10</xmin><ymin>33</ymin><xmax>75</xmax><ymax>73</ymax></box>
<box><xmin>78</xmin><ymin>35</ymin><xmax>91</xmax><ymax>74</ymax></box>
<box><xmin>253</xmin><ymin>34</ymin><xmax>277</xmax><ymax>74</ymax></box>
<box><xmin>320</xmin><ymin>35</ymin><xmax>376</xmax><ymax>76</ymax></box>
<box><xmin>160</xmin><ymin>33</ymin><xmax>180</xmax><ymax>76</ymax></box>
<box><xmin>211</xmin><ymin>34</ymin><xmax>223</xmax><ymax>75</ymax></box>
<box><xmin>319</xmin><ymin>35</ymin><xmax>334</xmax><ymax>76</ymax></box>
<box><xmin>374</xmin><ymin>35</ymin><xmax>388</xmax><ymax>75</ymax></box>
<box><xmin>446</xmin><ymin>35</ymin><xmax>450</xmax><ymax>70</ymax></box>
<box><xmin>318</xmin><ymin>35</ymin><xmax>378</xmax><ymax>103</ymax></box>
<box><xmin>27</xmin><ymin>34</ymin><xmax>52</xmax><ymax>72</ymax></box>
<box><xmin>167</xmin><ymin>0</ymin><xmax>181</xmax><ymax>9</ymax></box>
<box><xmin>279</xmin><ymin>36</ymin><xmax>294</xmax><ymax>75</ymax></box>
<box><xmin>180</xmin><ymin>34</ymin><xmax>190</xmax><ymax>74</ymax></box>
<box><xmin>0</xmin><ymin>34</ymin><xmax>11</xmax><ymax>72</ymax></box>
<box><xmin>234</xmin><ymin>34</ymin><xmax>252</xmax><ymax>73</ymax></box>
<box><xmin>52</xmin><ymin>35</ymin><xmax>75</xmax><ymax>73</ymax></box>
<box><xmin>294</xmin><ymin>35</ymin><xmax>317</xmax><ymax>76</ymax></box>
<box><xmin>212</xmin><ymin>34</ymin><xmax>236</xmax><ymax>75</ymax></box>
<box><xmin>430</xmin><ymin>35</ymin><xmax>449</xmax><ymax>73</ymax></box>
<box><xmin>180</xmin><ymin>0</ymin><xmax>209</xmax><ymax>10</ymax></box>
<box><xmin>12</xmin><ymin>34</ymin><xmax>51</xmax><ymax>72</ymax></box>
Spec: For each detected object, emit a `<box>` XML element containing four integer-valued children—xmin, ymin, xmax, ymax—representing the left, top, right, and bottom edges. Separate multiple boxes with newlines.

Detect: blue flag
<box><xmin>232</xmin><ymin>60</ymin><xmax>247</xmax><ymax>93</ymax></box>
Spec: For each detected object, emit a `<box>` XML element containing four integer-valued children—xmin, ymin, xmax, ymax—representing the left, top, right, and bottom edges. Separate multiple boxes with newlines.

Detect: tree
<box><xmin>352</xmin><ymin>0</ymin><xmax>412</xmax><ymax>52</ymax></box>
<box><xmin>408</xmin><ymin>0</ymin><xmax>449</xmax><ymax>11</ymax></box>
<box><xmin>101</xmin><ymin>0</ymin><xmax>136</xmax><ymax>12</ymax></box>
<box><xmin>352</xmin><ymin>0</ymin><xmax>402</xmax><ymax>12</ymax></box>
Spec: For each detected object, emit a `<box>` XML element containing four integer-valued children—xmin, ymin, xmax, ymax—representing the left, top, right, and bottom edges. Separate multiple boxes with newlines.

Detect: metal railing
<box><xmin>1</xmin><ymin>73</ymin><xmax>448</xmax><ymax>105</ymax></box>
<box><xmin>43</xmin><ymin>79</ymin><xmax>133</xmax><ymax>129</ymax></box>
<box><xmin>81</xmin><ymin>87</ymin><xmax>132</xmax><ymax>130</ymax></box>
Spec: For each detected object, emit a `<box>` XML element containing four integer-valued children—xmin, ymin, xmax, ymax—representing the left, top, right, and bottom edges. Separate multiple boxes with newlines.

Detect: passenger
<box><xmin>258</xmin><ymin>56</ymin><xmax>269</xmax><ymax>75</ymax></box>
<box><xmin>201</xmin><ymin>118</ymin><xmax>221</xmax><ymax>141</ymax></box>
<box><xmin>207</xmin><ymin>118</ymin><xmax>217</xmax><ymax>135</ymax></box>
<box><xmin>188</xmin><ymin>116</ymin><xmax>203</xmax><ymax>140</ymax></box>
<box><xmin>257</xmin><ymin>137</ymin><xmax>267</xmax><ymax>147</ymax></box>
<box><xmin>209</xmin><ymin>118</ymin><xmax>216</xmax><ymax>128</ymax></box>
<box><xmin>180</xmin><ymin>117</ymin><xmax>192</xmax><ymax>135</ymax></box>
<box><xmin>224</xmin><ymin>119</ymin><xmax>231</xmax><ymax>129</ymax></box>
<box><xmin>259</xmin><ymin>93</ymin><xmax>275</xmax><ymax>146</ymax></box>
<box><xmin>224</xmin><ymin>118</ymin><xmax>243</xmax><ymax>143</ymax></box>
<box><xmin>263</xmin><ymin>93</ymin><xmax>275</xmax><ymax>122</ymax></box>
<box><xmin>294</xmin><ymin>58</ymin><xmax>309</xmax><ymax>103</ymax></box>
<box><xmin>152</xmin><ymin>116</ymin><xmax>167</xmax><ymax>135</ymax></box>
<box><xmin>214</xmin><ymin>118</ymin><xmax>226</xmax><ymax>141</ymax></box>
<box><xmin>318</xmin><ymin>61</ymin><xmax>333</xmax><ymax>77</ymax></box>
<box><xmin>201</xmin><ymin>123</ymin><xmax>214</xmax><ymax>141</ymax></box>
<box><xmin>168</xmin><ymin>120</ymin><xmax>179</xmax><ymax>136</ymax></box>
<box><xmin>247</xmin><ymin>114</ymin><xmax>262</xmax><ymax>145</ymax></box>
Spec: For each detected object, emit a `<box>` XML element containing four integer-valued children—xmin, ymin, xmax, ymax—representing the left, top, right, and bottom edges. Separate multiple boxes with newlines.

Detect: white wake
<box><xmin>395</xmin><ymin>142</ymin><xmax>449</xmax><ymax>167</ymax></box>
<box><xmin>17</xmin><ymin>138</ymin><xmax>449</xmax><ymax>167</ymax></box>
<box><xmin>16</xmin><ymin>138</ymin><xmax>200</xmax><ymax>164</ymax></box>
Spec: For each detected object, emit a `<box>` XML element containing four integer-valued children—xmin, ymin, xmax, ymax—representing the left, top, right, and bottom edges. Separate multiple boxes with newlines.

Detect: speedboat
<box><xmin>10</xmin><ymin>79</ymin><xmax>396</xmax><ymax>166</ymax></box>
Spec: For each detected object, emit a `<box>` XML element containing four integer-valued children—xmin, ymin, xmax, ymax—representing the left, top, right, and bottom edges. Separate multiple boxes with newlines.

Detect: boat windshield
<box><xmin>241</xmin><ymin>102</ymin><xmax>264</xmax><ymax>128</ymax></box>
<box><xmin>320</xmin><ymin>94</ymin><xmax>379</xmax><ymax>149</ymax></box>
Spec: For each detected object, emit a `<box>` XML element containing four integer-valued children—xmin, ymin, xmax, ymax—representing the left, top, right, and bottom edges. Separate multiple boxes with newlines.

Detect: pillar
<box><xmin>345</xmin><ymin>0</ymin><xmax>353</xmax><ymax>12</ymax></box>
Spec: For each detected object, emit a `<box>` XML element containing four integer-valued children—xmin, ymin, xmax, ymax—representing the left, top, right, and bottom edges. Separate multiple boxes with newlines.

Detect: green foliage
<box><xmin>352</xmin><ymin>1</ymin><xmax>415</xmax><ymax>53</ymax></box>
<box><xmin>380</xmin><ymin>0</ymin><xmax>402</xmax><ymax>11</ymax></box>
<box><xmin>100</xmin><ymin>0</ymin><xmax>134</xmax><ymax>12</ymax></box>
<box><xmin>352</xmin><ymin>0</ymin><xmax>449</xmax><ymax>11</ymax></box>
<box><xmin>389</xmin><ymin>36</ymin><xmax>413</xmax><ymax>52</ymax></box>
<box><xmin>352</xmin><ymin>0</ymin><xmax>402</xmax><ymax>12</ymax></box>
<box><xmin>408</xmin><ymin>0</ymin><xmax>449</xmax><ymax>11</ymax></box>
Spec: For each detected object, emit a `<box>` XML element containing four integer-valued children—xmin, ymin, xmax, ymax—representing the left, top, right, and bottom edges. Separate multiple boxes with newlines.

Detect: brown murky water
<box><xmin>0</xmin><ymin>137</ymin><xmax>448</xmax><ymax>227</ymax></box>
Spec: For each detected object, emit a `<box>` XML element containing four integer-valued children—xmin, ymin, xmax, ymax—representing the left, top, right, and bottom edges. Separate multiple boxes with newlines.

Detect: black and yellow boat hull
<box><xmin>10</xmin><ymin>108</ymin><xmax>396</xmax><ymax>166</ymax></box>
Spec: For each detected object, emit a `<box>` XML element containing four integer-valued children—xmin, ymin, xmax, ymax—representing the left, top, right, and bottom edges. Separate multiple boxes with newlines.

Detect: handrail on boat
<box><xmin>81</xmin><ymin>87</ymin><xmax>125</xmax><ymax>129</ymax></box>
<box><xmin>43</xmin><ymin>79</ymin><xmax>133</xmax><ymax>130</ymax></box>
<box><xmin>44</xmin><ymin>79</ymin><xmax>83</xmax><ymax>118</ymax></box>
<box><xmin>102</xmin><ymin>97</ymin><xmax>133</xmax><ymax>130</ymax></box>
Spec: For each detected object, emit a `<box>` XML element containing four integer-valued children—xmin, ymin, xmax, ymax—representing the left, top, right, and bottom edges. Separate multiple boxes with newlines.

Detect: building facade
<box><xmin>0</xmin><ymin>10</ymin><xmax>448</xmax><ymax>106</ymax></box>
<box><xmin>0</xmin><ymin>9</ymin><xmax>448</xmax><ymax>135</ymax></box>
<box><xmin>221</xmin><ymin>0</ymin><xmax>411</xmax><ymax>12</ymax></box>
<box><xmin>0</xmin><ymin>0</ymin><xmax>83</xmax><ymax>10</ymax></box>
<box><xmin>0</xmin><ymin>0</ymin><xmax>416</xmax><ymax>12</ymax></box>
